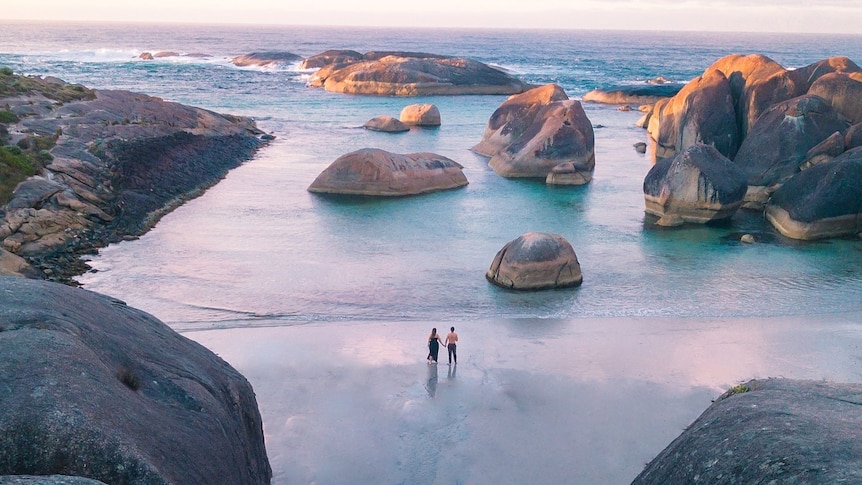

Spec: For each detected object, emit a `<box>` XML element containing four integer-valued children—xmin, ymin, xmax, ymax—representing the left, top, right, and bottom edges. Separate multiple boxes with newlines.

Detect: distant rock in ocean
<box><xmin>0</xmin><ymin>276</ymin><xmax>272</xmax><ymax>484</ymax></box>
<box><xmin>307</xmin><ymin>148</ymin><xmax>468</xmax><ymax>196</ymax></box>
<box><xmin>486</xmin><ymin>232</ymin><xmax>583</xmax><ymax>290</ymax></box>
<box><xmin>231</xmin><ymin>51</ymin><xmax>302</xmax><ymax>67</ymax></box>
<box><xmin>582</xmin><ymin>83</ymin><xmax>683</xmax><ymax>105</ymax></box>
<box><xmin>138</xmin><ymin>51</ymin><xmax>212</xmax><ymax>60</ymax></box>
<box><xmin>299</xmin><ymin>49</ymin><xmax>363</xmax><ymax>69</ymax></box>
<box><xmin>473</xmin><ymin>84</ymin><xmax>595</xmax><ymax>183</ymax></box>
<box><xmin>306</xmin><ymin>51</ymin><xmax>532</xmax><ymax>96</ymax></box>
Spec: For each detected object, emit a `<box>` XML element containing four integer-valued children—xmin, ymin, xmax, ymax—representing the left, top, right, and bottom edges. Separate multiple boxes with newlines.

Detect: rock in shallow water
<box><xmin>307</xmin><ymin>148</ymin><xmax>468</xmax><ymax>196</ymax></box>
<box><xmin>486</xmin><ymin>232</ymin><xmax>583</xmax><ymax>290</ymax></box>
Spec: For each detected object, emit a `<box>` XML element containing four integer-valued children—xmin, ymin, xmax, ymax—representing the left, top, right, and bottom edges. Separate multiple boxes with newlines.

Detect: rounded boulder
<box><xmin>307</xmin><ymin>148</ymin><xmax>467</xmax><ymax>196</ymax></box>
<box><xmin>399</xmin><ymin>104</ymin><xmax>441</xmax><ymax>126</ymax></box>
<box><xmin>486</xmin><ymin>232</ymin><xmax>583</xmax><ymax>290</ymax></box>
<box><xmin>644</xmin><ymin>144</ymin><xmax>748</xmax><ymax>224</ymax></box>
<box><xmin>363</xmin><ymin>116</ymin><xmax>409</xmax><ymax>133</ymax></box>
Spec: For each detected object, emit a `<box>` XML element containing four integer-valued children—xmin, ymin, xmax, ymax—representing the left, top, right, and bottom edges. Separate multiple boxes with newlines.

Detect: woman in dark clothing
<box><xmin>427</xmin><ymin>327</ymin><xmax>444</xmax><ymax>364</ymax></box>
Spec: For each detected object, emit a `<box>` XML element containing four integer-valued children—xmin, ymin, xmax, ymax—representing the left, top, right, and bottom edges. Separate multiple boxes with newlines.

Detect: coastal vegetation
<box><xmin>0</xmin><ymin>66</ymin><xmax>95</xmax><ymax>102</ymax></box>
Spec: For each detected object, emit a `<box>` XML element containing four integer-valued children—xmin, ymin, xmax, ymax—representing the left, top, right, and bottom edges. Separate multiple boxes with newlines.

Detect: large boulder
<box><xmin>472</xmin><ymin>84</ymin><xmax>569</xmax><ymax>157</ymax></box>
<box><xmin>399</xmin><ymin>104</ymin><xmax>441</xmax><ymax>126</ymax></box>
<box><xmin>709</xmin><ymin>54</ymin><xmax>805</xmax><ymax>136</ymax></box>
<box><xmin>632</xmin><ymin>378</ymin><xmax>862</xmax><ymax>485</ymax></box>
<box><xmin>807</xmin><ymin>72</ymin><xmax>862</xmax><ymax>124</ymax></box>
<box><xmin>847</xmin><ymin>122</ymin><xmax>862</xmax><ymax>149</ymax></box>
<box><xmin>765</xmin><ymin>147</ymin><xmax>862</xmax><ymax>240</ymax></box>
<box><xmin>643</xmin><ymin>144</ymin><xmax>748</xmax><ymax>225</ymax></box>
<box><xmin>473</xmin><ymin>84</ymin><xmax>595</xmax><ymax>180</ymax></box>
<box><xmin>307</xmin><ymin>148</ymin><xmax>468</xmax><ymax>196</ymax></box>
<box><xmin>231</xmin><ymin>51</ymin><xmax>302</xmax><ymax>67</ymax></box>
<box><xmin>307</xmin><ymin>54</ymin><xmax>532</xmax><ymax>96</ymax></box>
<box><xmin>486</xmin><ymin>232</ymin><xmax>583</xmax><ymax>290</ymax></box>
<box><xmin>788</xmin><ymin>56</ymin><xmax>862</xmax><ymax>91</ymax></box>
<box><xmin>0</xmin><ymin>277</ymin><xmax>271</xmax><ymax>484</ymax></box>
<box><xmin>733</xmin><ymin>94</ymin><xmax>850</xmax><ymax>188</ymax></box>
<box><xmin>363</xmin><ymin>116</ymin><xmax>409</xmax><ymax>133</ymax></box>
<box><xmin>646</xmin><ymin>68</ymin><xmax>739</xmax><ymax>160</ymax></box>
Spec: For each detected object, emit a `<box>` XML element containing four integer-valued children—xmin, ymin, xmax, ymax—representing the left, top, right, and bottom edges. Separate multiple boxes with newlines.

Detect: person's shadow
<box><xmin>425</xmin><ymin>364</ymin><xmax>438</xmax><ymax>397</ymax></box>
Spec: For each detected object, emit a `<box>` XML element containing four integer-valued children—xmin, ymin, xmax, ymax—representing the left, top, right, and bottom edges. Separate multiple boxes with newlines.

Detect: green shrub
<box><xmin>36</xmin><ymin>149</ymin><xmax>53</xmax><ymax>163</ymax></box>
<box><xmin>0</xmin><ymin>110</ymin><xmax>18</xmax><ymax>123</ymax></box>
<box><xmin>0</xmin><ymin>67</ymin><xmax>13</xmax><ymax>76</ymax></box>
<box><xmin>0</xmin><ymin>145</ymin><xmax>36</xmax><ymax>203</ymax></box>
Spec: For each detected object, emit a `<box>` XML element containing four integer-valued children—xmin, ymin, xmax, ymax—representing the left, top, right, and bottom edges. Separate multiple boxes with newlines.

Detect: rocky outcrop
<box><xmin>0</xmin><ymin>477</ymin><xmax>107</xmax><ymax>484</ymax></box>
<box><xmin>473</xmin><ymin>84</ymin><xmax>595</xmax><ymax>181</ymax></box>
<box><xmin>231</xmin><ymin>51</ymin><xmax>302</xmax><ymax>68</ymax></box>
<box><xmin>486</xmin><ymin>232</ymin><xmax>583</xmax><ymax>290</ymax></box>
<box><xmin>765</xmin><ymin>148</ymin><xmax>862</xmax><ymax>240</ymax></box>
<box><xmin>399</xmin><ymin>104</ymin><xmax>440</xmax><ymax>126</ymax></box>
<box><xmin>643</xmin><ymin>144</ymin><xmax>748</xmax><ymax>225</ymax></box>
<box><xmin>0</xmin><ymin>276</ymin><xmax>272</xmax><ymax>484</ymax></box>
<box><xmin>0</xmin><ymin>75</ymin><xmax>267</xmax><ymax>283</ymax></box>
<box><xmin>581</xmin><ymin>83</ymin><xmax>682</xmax><ymax>105</ymax></box>
<box><xmin>632</xmin><ymin>378</ymin><xmax>862</xmax><ymax>485</ymax></box>
<box><xmin>363</xmin><ymin>116</ymin><xmax>409</xmax><ymax>133</ymax></box>
<box><xmin>307</xmin><ymin>148</ymin><xmax>468</xmax><ymax>196</ymax></box>
<box><xmin>847</xmin><ymin>123</ymin><xmax>862</xmax><ymax>149</ymax></box>
<box><xmin>646</xmin><ymin>68</ymin><xmax>739</xmax><ymax>160</ymax></box>
<box><xmin>733</xmin><ymin>94</ymin><xmax>849</xmax><ymax>188</ymax></box>
<box><xmin>299</xmin><ymin>49</ymin><xmax>362</xmax><ymax>69</ymax></box>
<box><xmin>307</xmin><ymin>53</ymin><xmax>532</xmax><ymax>96</ymax></box>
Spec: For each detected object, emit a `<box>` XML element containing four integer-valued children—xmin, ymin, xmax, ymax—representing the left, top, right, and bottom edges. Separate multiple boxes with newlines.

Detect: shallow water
<box><xmin>2</xmin><ymin>22</ymin><xmax>862</xmax><ymax>327</ymax></box>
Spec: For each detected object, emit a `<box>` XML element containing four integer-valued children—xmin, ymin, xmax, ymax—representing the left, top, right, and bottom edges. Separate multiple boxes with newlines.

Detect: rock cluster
<box><xmin>486</xmin><ymin>232</ymin><xmax>583</xmax><ymax>290</ymax></box>
<box><xmin>307</xmin><ymin>148</ymin><xmax>468</xmax><ymax>196</ymax></box>
<box><xmin>305</xmin><ymin>51</ymin><xmax>532</xmax><ymax>96</ymax></box>
<box><xmin>473</xmin><ymin>84</ymin><xmax>595</xmax><ymax>184</ymax></box>
<box><xmin>633</xmin><ymin>379</ymin><xmax>862</xmax><ymax>485</ymax></box>
<box><xmin>0</xmin><ymin>276</ymin><xmax>272</xmax><ymax>484</ymax></box>
<box><xmin>639</xmin><ymin>54</ymin><xmax>862</xmax><ymax>238</ymax></box>
<box><xmin>643</xmin><ymin>144</ymin><xmax>748</xmax><ymax>225</ymax></box>
<box><xmin>0</xmin><ymin>75</ymin><xmax>267</xmax><ymax>282</ymax></box>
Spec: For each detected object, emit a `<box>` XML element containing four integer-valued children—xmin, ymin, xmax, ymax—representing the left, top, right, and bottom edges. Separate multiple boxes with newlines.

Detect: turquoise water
<box><xmin>2</xmin><ymin>22</ymin><xmax>862</xmax><ymax>329</ymax></box>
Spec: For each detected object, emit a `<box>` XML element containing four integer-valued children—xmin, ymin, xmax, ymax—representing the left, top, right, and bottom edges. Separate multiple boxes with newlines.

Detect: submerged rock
<box><xmin>765</xmin><ymin>148</ymin><xmax>862</xmax><ymax>240</ymax></box>
<box><xmin>231</xmin><ymin>51</ymin><xmax>302</xmax><ymax>67</ymax></box>
<box><xmin>0</xmin><ymin>276</ymin><xmax>272</xmax><ymax>484</ymax></box>
<box><xmin>307</xmin><ymin>148</ymin><xmax>468</xmax><ymax>196</ymax></box>
<box><xmin>363</xmin><ymin>116</ymin><xmax>409</xmax><ymax>133</ymax></box>
<box><xmin>486</xmin><ymin>232</ymin><xmax>583</xmax><ymax>290</ymax></box>
<box><xmin>633</xmin><ymin>378</ymin><xmax>862</xmax><ymax>485</ymax></box>
<box><xmin>643</xmin><ymin>144</ymin><xmax>748</xmax><ymax>224</ymax></box>
<box><xmin>581</xmin><ymin>83</ymin><xmax>682</xmax><ymax>105</ymax></box>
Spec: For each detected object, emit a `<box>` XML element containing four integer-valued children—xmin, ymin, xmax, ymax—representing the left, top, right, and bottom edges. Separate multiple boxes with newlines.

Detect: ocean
<box><xmin>3</xmin><ymin>21</ymin><xmax>862</xmax><ymax>485</ymax></box>
<box><xmin>2</xmin><ymin>22</ymin><xmax>862</xmax><ymax>329</ymax></box>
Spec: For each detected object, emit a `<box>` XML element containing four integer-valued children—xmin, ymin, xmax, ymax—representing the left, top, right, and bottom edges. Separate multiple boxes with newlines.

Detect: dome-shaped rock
<box><xmin>231</xmin><ymin>51</ymin><xmax>302</xmax><ymax>68</ymax></box>
<box><xmin>473</xmin><ymin>84</ymin><xmax>595</xmax><ymax>180</ymax></box>
<box><xmin>307</xmin><ymin>148</ymin><xmax>468</xmax><ymax>196</ymax></box>
<box><xmin>0</xmin><ymin>277</ymin><xmax>271</xmax><ymax>484</ymax></box>
<box><xmin>647</xmin><ymin>68</ymin><xmax>739</xmax><ymax>160</ymax></box>
<box><xmin>399</xmin><ymin>104</ymin><xmax>441</xmax><ymax>126</ymax></box>
<box><xmin>364</xmin><ymin>115</ymin><xmax>409</xmax><ymax>133</ymax></box>
<box><xmin>644</xmin><ymin>144</ymin><xmax>748</xmax><ymax>224</ymax></box>
<box><xmin>299</xmin><ymin>49</ymin><xmax>363</xmax><ymax>70</ymax></box>
<box><xmin>765</xmin><ymin>147</ymin><xmax>862</xmax><ymax>240</ymax></box>
<box><xmin>808</xmin><ymin>72</ymin><xmax>862</xmax><ymax>125</ymax></box>
<box><xmin>733</xmin><ymin>94</ymin><xmax>849</xmax><ymax>189</ymax></box>
<box><xmin>486</xmin><ymin>232</ymin><xmax>583</xmax><ymax>290</ymax></box>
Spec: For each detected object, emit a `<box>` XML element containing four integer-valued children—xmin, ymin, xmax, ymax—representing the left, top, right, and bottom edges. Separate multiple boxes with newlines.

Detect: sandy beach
<box><xmin>187</xmin><ymin>313</ymin><xmax>862</xmax><ymax>484</ymax></box>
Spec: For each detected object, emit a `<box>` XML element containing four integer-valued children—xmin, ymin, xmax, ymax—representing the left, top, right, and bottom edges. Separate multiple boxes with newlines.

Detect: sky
<box><xmin>5</xmin><ymin>0</ymin><xmax>862</xmax><ymax>34</ymax></box>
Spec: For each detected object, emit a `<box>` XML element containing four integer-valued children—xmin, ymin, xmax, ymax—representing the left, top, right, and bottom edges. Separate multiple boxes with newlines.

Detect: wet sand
<box><xmin>187</xmin><ymin>313</ymin><xmax>862</xmax><ymax>484</ymax></box>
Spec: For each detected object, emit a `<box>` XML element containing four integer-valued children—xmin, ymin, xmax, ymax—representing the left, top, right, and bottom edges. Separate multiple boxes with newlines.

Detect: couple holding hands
<box><xmin>427</xmin><ymin>326</ymin><xmax>458</xmax><ymax>365</ymax></box>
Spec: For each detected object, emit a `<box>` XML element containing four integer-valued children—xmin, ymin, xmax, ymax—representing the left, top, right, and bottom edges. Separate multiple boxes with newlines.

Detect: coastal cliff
<box><xmin>0</xmin><ymin>68</ymin><xmax>269</xmax><ymax>283</ymax></box>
